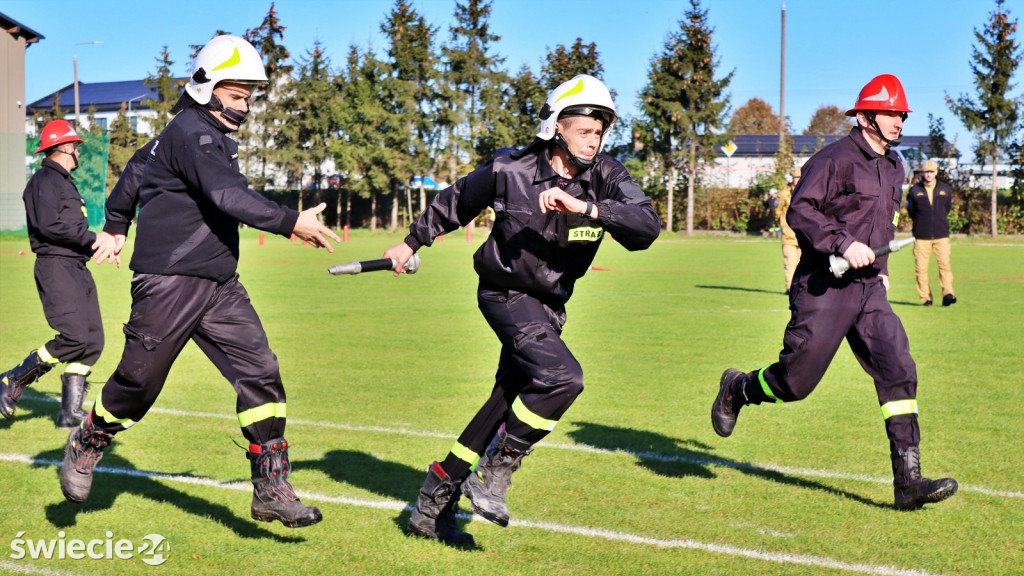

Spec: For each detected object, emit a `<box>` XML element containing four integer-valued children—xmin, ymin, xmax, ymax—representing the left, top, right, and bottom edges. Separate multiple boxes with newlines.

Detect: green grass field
<box><xmin>1</xmin><ymin>230</ymin><xmax>1021</xmax><ymax>576</ymax></box>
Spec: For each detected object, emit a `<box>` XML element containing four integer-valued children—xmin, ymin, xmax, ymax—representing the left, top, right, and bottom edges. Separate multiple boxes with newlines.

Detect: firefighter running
<box><xmin>58</xmin><ymin>35</ymin><xmax>340</xmax><ymax>528</ymax></box>
<box><xmin>2</xmin><ymin>120</ymin><xmax>106</xmax><ymax>429</ymax></box>
<box><xmin>383</xmin><ymin>75</ymin><xmax>662</xmax><ymax>545</ymax></box>
<box><xmin>711</xmin><ymin>74</ymin><xmax>958</xmax><ymax>511</ymax></box>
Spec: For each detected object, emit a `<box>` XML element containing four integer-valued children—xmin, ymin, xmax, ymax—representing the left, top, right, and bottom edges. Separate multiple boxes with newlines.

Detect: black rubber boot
<box><xmin>60</xmin><ymin>414</ymin><xmax>114</xmax><ymax>503</ymax></box>
<box><xmin>1</xmin><ymin>350</ymin><xmax>53</xmax><ymax>419</ymax></box>
<box><xmin>56</xmin><ymin>373</ymin><xmax>90</xmax><ymax>429</ymax></box>
<box><xmin>407</xmin><ymin>462</ymin><xmax>475</xmax><ymax>546</ymax></box>
<box><xmin>712</xmin><ymin>368</ymin><xmax>747</xmax><ymax>437</ymax></box>
<box><xmin>249</xmin><ymin>438</ymin><xmax>323</xmax><ymax>528</ymax></box>
<box><xmin>891</xmin><ymin>446</ymin><xmax>958</xmax><ymax>511</ymax></box>
<box><xmin>461</xmin><ymin>427</ymin><xmax>532</xmax><ymax>527</ymax></box>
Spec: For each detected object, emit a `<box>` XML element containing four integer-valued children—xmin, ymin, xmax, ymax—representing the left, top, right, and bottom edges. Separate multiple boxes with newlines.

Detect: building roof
<box><xmin>1</xmin><ymin>12</ymin><xmax>45</xmax><ymax>45</ymax></box>
<box><xmin>725</xmin><ymin>133</ymin><xmax>959</xmax><ymax>160</ymax></box>
<box><xmin>26</xmin><ymin>79</ymin><xmax>179</xmax><ymax>115</ymax></box>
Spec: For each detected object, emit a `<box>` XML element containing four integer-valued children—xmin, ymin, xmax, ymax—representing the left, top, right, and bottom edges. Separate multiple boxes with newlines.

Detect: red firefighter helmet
<box><xmin>845</xmin><ymin>74</ymin><xmax>912</xmax><ymax>117</ymax></box>
<box><xmin>35</xmin><ymin>119</ymin><xmax>83</xmax><ymax>154</ymax></box>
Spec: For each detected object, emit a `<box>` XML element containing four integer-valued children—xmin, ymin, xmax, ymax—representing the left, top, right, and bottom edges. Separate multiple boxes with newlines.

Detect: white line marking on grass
<box><xmin>0</xmin><ymin>560</ymin><xmax>82</xmax><ymax>576</ymax></box>
<box><xmin>20</xmin><ymin>395</ymin><xmax>1024</xmax><ymax>499</ymax></box>
<box><xmin>3</xmin><ymin>453</ymin><xmax>944</xmax><ymax>576</ymax></box>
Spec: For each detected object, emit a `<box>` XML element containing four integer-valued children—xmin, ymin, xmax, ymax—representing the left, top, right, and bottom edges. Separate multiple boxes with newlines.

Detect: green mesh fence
<box><xmin>25</xmin><ymin>131</ymin><xmax>110</xmax><ymax>231</ymax></box>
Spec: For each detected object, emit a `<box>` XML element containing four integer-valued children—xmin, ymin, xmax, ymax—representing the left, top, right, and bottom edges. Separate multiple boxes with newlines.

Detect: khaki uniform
<box><xmin>775</xmin><ymin>184</ymin><xmax>801</xmax><ymax>292</ymax></box>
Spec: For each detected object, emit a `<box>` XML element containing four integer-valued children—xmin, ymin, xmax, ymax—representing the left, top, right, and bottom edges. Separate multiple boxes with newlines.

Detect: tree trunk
<box><xmin>370</xmin><ymin>193</ymin><xmax>377</xmax><ymax>232</ymax></box>
<box><xmin>686</xmin><ymin>138</ymin><xmax>697</xmax><ymax>236</ymax></box>
<box><xmin>336</xmin><ymin>188</ymin><xmax>343</xmax><ymax>229</ymax></box>
<box><xmin>666</xmin><ymin>165</ymin><xmax>675</xmax><ymax>233</ymax></box>
<box><xmin>344</xmin><ymin>190</ymin><xmax>351</xmax><ymax>227</ymax></box>
<box><xmin>990</xmin><ymin>158</ymin><xmax>998</xmax><ymax>237</ymax></box>
<box><xmin>390</xmin><ymin>182</ymin><xmax>399</xmax><ymax>231</ymax></box>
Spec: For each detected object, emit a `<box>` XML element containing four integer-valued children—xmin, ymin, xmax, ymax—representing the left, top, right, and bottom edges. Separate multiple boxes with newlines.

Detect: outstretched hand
<box><xmin>92</xmin><ymin>231</ymin><xmax>126</xmax><ymax>267</ymax></box>
<box><xmin>293</xmin><ymin>203</ymin><xmax>341</xmax><ymax>252</ymax></box>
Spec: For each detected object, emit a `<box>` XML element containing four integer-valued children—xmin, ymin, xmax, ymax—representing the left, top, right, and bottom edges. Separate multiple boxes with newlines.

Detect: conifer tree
<box><xmin>143</xmin><ymin>47</ymin><xmax>184</xmax><ymax>136</ymax></box>
<box><xmin>243</xmin><ymin>2</ymin><xmax>294</xmax><ymax>192</ymax></box>
<box><xmin>946</xmin><ymin>0</ymin><xmax>1022</xmax><ymax>236</ymax></box>
<box><xmin>637</xmin><ymin>0</ymin><xmax>732</xmax><ymax>233</ymax></box>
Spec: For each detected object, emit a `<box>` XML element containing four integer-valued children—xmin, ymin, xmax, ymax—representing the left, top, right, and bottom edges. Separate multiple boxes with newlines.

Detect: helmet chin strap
<box><xmin>553</xmin><ymin>132</ymin><xmax>595</xmax><ymax>170</ymax></box>
<box><xmin>205</xmin><ymin>94</ymin><xmax>249</xmax><ymax>130</ymax></box>
<box><xmin>866</xmin><ymin>112</ymin><xmax>902</xmax><ymax>148</ymax></box>
<box><xmin>55</xmin><ymin>148</ymin><xmax>79</xmax><ymax>171</ymax></box>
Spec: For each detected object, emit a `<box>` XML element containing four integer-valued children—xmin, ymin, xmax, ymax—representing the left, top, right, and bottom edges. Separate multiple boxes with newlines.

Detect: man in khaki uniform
<box><xmin>776</xmin><ymin>166</ymin><xmax>802</xmax><ymax>293</ymax></box>
<box><xmin>905</xmin><ymin>160</ymin><xmax>956</xmax><ymax>306</ymax></box>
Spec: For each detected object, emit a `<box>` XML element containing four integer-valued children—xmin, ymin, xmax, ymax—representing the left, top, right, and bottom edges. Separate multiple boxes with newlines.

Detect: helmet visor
<box><xmin>560</xmin><ymin>106</ymin><xmax>614</xmax><ymax>128</ymax></box>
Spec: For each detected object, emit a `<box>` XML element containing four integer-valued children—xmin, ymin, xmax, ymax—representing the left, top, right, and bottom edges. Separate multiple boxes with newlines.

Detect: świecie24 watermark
<box><xmin>10</xmin><ymin>531</ymin><xmax>169</xmax><ymax>566</ymax></box>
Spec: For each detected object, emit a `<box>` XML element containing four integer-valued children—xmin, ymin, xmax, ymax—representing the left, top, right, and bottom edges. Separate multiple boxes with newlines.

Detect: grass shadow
<box><xmin>567</xmin><ymin>421</ymin><xmax>890</xmax><ymax>510</ymax></box>
<box><xmin>295</xmin><ymin>450</ymin><xmax>479</xmax><ymax>550</ymax></box>
<box><xmin>32</xmin><ymin>446</ymin><xmax>303</xmax><ymax>542</ymax></box>
<box><xmin>695</xmin><ymin>284</ymin><xmax>786</xmax><ymax>296</ymax></box>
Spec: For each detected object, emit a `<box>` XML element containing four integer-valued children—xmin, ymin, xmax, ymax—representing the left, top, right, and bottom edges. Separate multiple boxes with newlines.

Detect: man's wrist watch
<box><xmin>584</xmin><ymin>200</ymin><xmax>595</xmax><ymax>219</ymax></box>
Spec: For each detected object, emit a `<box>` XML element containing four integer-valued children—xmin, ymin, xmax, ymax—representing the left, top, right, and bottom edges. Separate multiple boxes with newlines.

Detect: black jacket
<box><xmin>103</xmin><ymin>139</ymin><xmax>155</xmax><ymax>237</ymax></box>
<box><xmin>405</xmin><ymin>143</ymin><xmax>661</xmax><ymax>302</ymax></box>
<box><xmin>23</xmin><ymin>158</ymin><xmax>96</xmax><ymax>260</ymax></box>
<box><xmin>905</xmin><ymin>180</ymin><xmax>952</xmax><ymax>240</ymax></box>
<box><xmin>788</xmin><ymin>127</ymin><xmax>905</xmax><ymax>279</ymax></box>
<box><xmin>130</xmin><ymin>107</ymin><xmax>299</xmax><ymax>282</ymax></box>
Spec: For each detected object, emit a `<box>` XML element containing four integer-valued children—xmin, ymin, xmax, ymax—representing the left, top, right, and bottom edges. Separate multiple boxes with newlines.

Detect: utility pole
<box><xmin>779</xmin><ymin>3</ymin><xmax>786</xmax><ymax>149</ymax></box>
<box><xmin>73</xmin><ymin>41</ymin><xmax>102</xmax><ymax>126</ymax></box>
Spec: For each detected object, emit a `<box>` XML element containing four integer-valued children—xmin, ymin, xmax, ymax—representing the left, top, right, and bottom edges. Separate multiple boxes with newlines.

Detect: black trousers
<box><xmin>749</xmin><ymin>270</ymin><xmax>920</xmax><ymax>453</ymax></box>
<box><xmin>93</xmin><ymin>274</ymin><xmax>286</xmax><ymax>443</ymax></box>
<box><xmin>449</xmin><ymin>285</ymin><xmax>584</xmax><ymax>466</ymax></box>
<box><xmin>35</xmin><ymin>256</ymin><xmax>103</xmax><ymax>369</ymax></box>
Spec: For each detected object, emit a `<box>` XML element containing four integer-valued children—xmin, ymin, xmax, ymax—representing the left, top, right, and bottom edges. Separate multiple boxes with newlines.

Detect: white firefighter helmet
<box><xmin>185</xmin><ymin>35</ymin><xmax>268</xmax><ymax>105</ymax></box>
<box><xmin>537</xmin><ymin>74</ymin><xmax>617</xmax><ymax>153</ymax></box>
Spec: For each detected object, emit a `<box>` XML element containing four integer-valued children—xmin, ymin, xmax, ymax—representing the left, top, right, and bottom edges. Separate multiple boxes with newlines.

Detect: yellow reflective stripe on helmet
<box><xmin>881</xmin><ymin>399</ymin><xmax>918</xmax><ymax>419</ymax></box>
<box><xmin>554</xmin><ymin>78</ymin><xmax>585</xmax><ymax>103</ymax></box>
<box><xmin>511</xmin><ymin>397</ymin><xmax>557</xmax><ymax>432</ymax></box>
<box><xmin>237</xmin><ymin>402</ymin><xmax>287</xmax><ymax>428</ymax></box>
<box><xmin>211</xmin><ymin>47</ymin><xmax>241</xmax><ymax>72</ymax></box>
<box><xmin>37</xmin><ymin>346</ymin><xmax>59</xmax><ymax>365</ymax></box>
<box><xmin>449</xmin><ymin>441</ymin><xmax>480</xmax><ymax>468</ymax></box>
<box><xmin>94</xmin><ymin>396</ymin><xmax>136</xmax><ymax>429</ymax></box>
<box><xmin>757</xmin><ymin>367</ymin><xmax>779</xmax><ymax>403</ymax></box>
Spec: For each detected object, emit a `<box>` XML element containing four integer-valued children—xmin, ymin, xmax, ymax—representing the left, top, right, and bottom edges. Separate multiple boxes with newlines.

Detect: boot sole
<box><xmin>895</xmin><ymin>481</ymin><xmax>959</xmax><ymax>511</ymax></box>
<box><xmin>251</xmin><ymin>510</ymin><xmax>323</xmax><ymax>528</ymax></box>
<box><xmin>461</xmin><ymin>482</ymin><xmax>510</xmax><ymax>527</ymax></box>
<box><xmin>469</xmin><ymin>505</ymin><xmax>509</xmax><ymax>528</ymax></box>
<box><xmin>405</xmin><ymin>525</ymin><xmax>476</xmax><ymax>547</ymax></box>
<box><xmin>712</xmin><ymin>369</ymin><xmax>742</xmax><ymax>437</ymax></box>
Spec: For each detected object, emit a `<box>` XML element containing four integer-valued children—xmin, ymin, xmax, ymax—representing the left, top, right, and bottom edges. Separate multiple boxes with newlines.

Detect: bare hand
<box><xmin>842</xmin><ymin>241</ymin><xmax>875</xmax><ymax>270</ymax></box>
<box><xmin>382</xmin><ymin>242</ymin><xmax>415</xmax><ymax>277</ymax></box>
<box><xmin>538</xmin><ymin>187</ymin><xmax>591</xmax><ymax>217</ymax></box>
<box><xmin>292</xmin><ymin>203</ymin><xmax>341</xmax><ymax>253</ymax></box>
<box><xmin>880</xmin><ymin>274</ymin><xmax>890</xmax><ymax>292</ymax></box>
<box><xmin>92</xmin><ymin>232</ymin><xmax>126</xmax><ymax>267</ymax></box>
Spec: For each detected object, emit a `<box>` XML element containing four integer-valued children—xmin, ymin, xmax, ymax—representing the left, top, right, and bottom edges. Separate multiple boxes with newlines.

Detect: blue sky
<box><xmin>5</xmin><ymin>0</ymin><xmax>1021</xmax><ymax>157</ymax></box>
